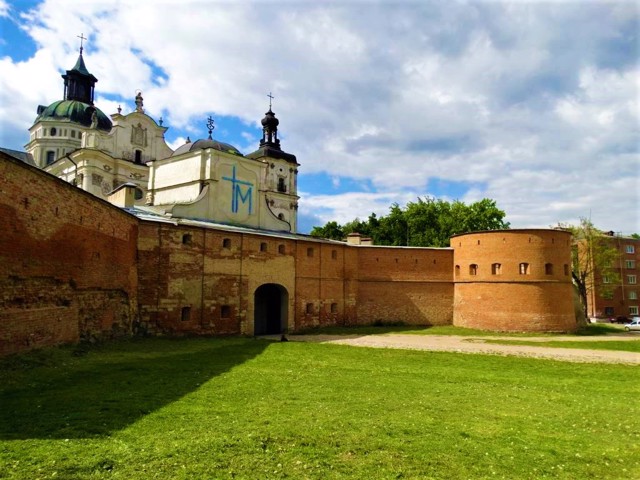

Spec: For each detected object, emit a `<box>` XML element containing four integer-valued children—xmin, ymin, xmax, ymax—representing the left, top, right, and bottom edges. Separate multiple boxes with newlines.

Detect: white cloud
<box><xmin>0</xmin><ymin>1</ymin><xmax>9</xmax><ymax>17</ymax></box>
<box><xmin>1</xmin><ymin>0</ymin><xmax>638</xmax><ymax>234</ymax></box>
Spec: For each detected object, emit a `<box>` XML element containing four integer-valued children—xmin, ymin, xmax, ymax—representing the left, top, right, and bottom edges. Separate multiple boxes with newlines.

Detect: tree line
<box><xmin>310</xmin><ymin>197</ymin><xmax>510</xmax><ymax>247</ymax></box>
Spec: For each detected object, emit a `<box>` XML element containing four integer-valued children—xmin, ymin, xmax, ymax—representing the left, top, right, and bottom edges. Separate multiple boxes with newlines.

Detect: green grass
<box><xmin>483</xmin><ymin>339</ymin><xmax>640</xmax><ymax>353</ymax></box>
<box><xmin>1</xmin><ymin>337</ymin><xmax>639</xmax><ymax>479</ymax></box>
<box><xmin>296</xmin><ymin>323</ymin><xmax>624</xmax><ymax>337</ymax></box>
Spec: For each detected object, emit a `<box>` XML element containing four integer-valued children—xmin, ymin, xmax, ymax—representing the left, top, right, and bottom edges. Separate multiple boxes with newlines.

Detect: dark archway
<box><xmin>254</xmin><ymin>284</ymin><xmax>288</xmax><ymax>335</ymax></box>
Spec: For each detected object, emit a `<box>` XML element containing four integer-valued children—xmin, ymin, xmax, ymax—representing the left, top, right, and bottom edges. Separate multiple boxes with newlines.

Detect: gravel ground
<box><xmin>282</xmin><ymin>333</ymin><xmax>640</xmax><ymax>365</ymax></box>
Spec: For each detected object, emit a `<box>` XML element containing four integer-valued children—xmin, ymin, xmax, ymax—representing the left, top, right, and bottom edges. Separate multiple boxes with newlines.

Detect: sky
<box><xmin>0</xmin><ymin>0</ymin><xmax>638</xmax><ymax>235</ymax></box>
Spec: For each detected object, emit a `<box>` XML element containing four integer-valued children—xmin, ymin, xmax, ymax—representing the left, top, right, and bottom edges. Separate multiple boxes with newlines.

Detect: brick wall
<box><xmin>0</xmin><ymin>155</ymin><xmax>138</xmax><ymax>355</ymax></box>
<box><xmin>452</xmin><ymin>230</ymin><xmax>576</xmax><ymax>332</ymax></box>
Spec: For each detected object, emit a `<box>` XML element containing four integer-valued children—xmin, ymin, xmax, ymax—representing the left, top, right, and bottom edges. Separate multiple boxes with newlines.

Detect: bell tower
<box><xmin>62</xmin><ymin>34</ymin><xmax>98</xmax><ymax>104</ymax></box>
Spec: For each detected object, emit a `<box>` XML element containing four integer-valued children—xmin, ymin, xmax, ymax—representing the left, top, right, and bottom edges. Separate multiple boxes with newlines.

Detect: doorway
<box><xmin>254</xmin><ymin>284</ymin><xmax>288</xmax><ymax>335</ymax></box>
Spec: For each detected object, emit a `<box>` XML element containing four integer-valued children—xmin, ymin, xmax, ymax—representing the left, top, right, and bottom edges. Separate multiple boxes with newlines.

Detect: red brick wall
<box><xmin>452</xmin><ymin>230</ymin><xmax>576</xmax><ymax>332</ymax></box>
<box><xmin>0</xmin><ymin>155</ymin><xmax>138</xmax><ymax>355</ymax></box>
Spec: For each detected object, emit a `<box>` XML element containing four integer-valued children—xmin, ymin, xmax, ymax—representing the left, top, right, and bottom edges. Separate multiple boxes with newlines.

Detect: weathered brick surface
<box><xmin>452</xmin><ymin>230</ymin><xmax>576</xmax><ymax>332</ymax></box>
<box><xmin>0</xmin><ymin>156</ymin><xmax>138</xmax><ymax>355</ymax></box>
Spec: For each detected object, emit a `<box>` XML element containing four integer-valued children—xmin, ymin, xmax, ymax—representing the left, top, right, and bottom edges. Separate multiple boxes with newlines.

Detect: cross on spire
<box><xmin>267</xmin><ymin>92</ymin><xmax>274</xmax><ymax>110</ymax></box>
<box><xmin>206</xmin><ymin>116</ymin><xmax>215</xmax><ymax>139</ymax></box>
<box><xmin>77</xmin><ymin>33</ymin><xmax>87</xmax><ymax>55</ymax></box>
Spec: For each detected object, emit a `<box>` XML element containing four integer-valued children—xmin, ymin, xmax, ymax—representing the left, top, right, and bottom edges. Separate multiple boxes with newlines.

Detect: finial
<box><xmin>206</xmin><ymin>116</ymin><xmax>215</xmax><ymax>140</ymax></box>
<box><xmin>159</xmin><ymin>116</ymin><xmax>163</xmax><ymax>126</ymax></box>
<box><xmin>135</xmin><ymin>90</ymin><xmax>144</xmax><ymax>113</ymax></box>
<box><xmin>186</xmin><ymin>136</ymin><xmax>191</xmax><ymax>144</ymax></box>
<box><xmin>77</xmin><ymin>33</ymin><xmax>87</xmax><ymax>55</ymax></box>
<box><xmin>117</xmin><ymin>105</ymin><xmax>122</xmax><ymax>114</ymax></box>
<box><xmin>267</xmin><ymin>92</ymin><xmax>274</xmax><ymax>110</ymax></box>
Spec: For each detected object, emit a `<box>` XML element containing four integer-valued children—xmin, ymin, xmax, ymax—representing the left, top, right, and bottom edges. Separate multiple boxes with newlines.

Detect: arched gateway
<box><xmin>254</xmin><ymin>284</ymin><xmax>288</xmax><ymax>335</ymax></box>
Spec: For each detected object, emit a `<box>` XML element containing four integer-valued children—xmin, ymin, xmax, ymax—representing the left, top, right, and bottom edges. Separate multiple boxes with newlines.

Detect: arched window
<box><xmin>134</xmin><ymin>150</ymin><xmax>142</xmax><ymax>164</ymax></box>
<box><xmin>46</xmin><ymin>151</ymin><xmax>55</xmax><ymax>165</ymax></box>
<box><xmin>491</xmin><ymin>263</ymin><xmax>502</xmax><ymax>275</ymax></box>
<box><xmin>519</xmin><ymin>263</ymin><xmax>530</xmax><ymax>275</ymax></box>
<box><xmin>455</xmin><ymin>265</ymin><xmax>461</xmax><ymax>276</ymax></box>
<box><xmin>469</xmin><ymin>264</ymin><xmax>478</xmax><ymax>275</ymax></box>
<box><xmin>545</xmin><ymin>263</ymin><xmax>554</xmax><ymax>275</ymax></box>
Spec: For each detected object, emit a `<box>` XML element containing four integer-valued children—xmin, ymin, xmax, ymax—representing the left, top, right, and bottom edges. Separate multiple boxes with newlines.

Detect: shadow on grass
<box><xmin>0</xmin><ymin>337</ymin><xmax>269</xmax><ymax>440</ymax></box>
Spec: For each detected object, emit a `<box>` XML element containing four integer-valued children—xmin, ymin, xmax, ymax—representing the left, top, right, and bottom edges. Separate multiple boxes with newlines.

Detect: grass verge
<box><xmin>1</xmin><ymin>337</ymin><xmax>638</xmax><ymax>479</ymax></box>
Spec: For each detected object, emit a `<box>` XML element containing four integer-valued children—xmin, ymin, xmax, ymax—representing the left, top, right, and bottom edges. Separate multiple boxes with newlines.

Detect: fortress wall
<box><xmin>353</xmin><ymin>247</ymin><xmax>454</xmax><ymax>325</ymax></box>
<box><xmin>452</xmin><ymin>229</ymin><xmax>576</xmax><ymax>332</ymax></box>
<box><xmin>0</xmin><ymin>155</ymin><xmax>138</xmax><ymax>355</ymax></box>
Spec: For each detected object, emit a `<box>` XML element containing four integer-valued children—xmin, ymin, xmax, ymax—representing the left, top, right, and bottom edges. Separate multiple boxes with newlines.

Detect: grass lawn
<box><xmin>483</xmin><ymin>339</ymin><xmax>640</xmax><ymax>353</ymax></box>
<box><xmin>1</xmin><ymin>337</ymin><xmax>638</xmax><ymax>479</ymax></box>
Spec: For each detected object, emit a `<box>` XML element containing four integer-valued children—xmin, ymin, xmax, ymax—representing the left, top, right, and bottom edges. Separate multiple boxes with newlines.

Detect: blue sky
<box><xmin>0</xmin><ymin>0</ymin><xmax>638</xmax><ymax>234</ymax></box>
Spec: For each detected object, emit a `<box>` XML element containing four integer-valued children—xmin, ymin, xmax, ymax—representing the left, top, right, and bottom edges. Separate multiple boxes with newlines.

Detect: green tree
<box><xmin>557</xmin><ymin>218</ymin><xmax>621</xmax><ymax>323</ymax></box>
<box><xmin>310</xmin><ymin>197</ymin><xmax>509</xmax><ymax>247</ymax></box>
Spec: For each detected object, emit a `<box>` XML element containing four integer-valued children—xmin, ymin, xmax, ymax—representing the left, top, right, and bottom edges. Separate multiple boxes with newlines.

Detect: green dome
<box><xmin>36</xmin><ymin>100</ymin><xmax>112</xmax><ymax>131</ymax></box>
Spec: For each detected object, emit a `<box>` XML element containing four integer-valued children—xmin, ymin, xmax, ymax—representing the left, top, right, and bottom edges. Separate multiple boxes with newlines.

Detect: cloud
<box><xmin>1</xmin><ymin>0</ymin><xmax>638</xmax><ymax>234</ymax></box>
<box><xmin>0</xmin><ymin>1</ymin><xmax>9</xmax><ymax>18</ymax></box>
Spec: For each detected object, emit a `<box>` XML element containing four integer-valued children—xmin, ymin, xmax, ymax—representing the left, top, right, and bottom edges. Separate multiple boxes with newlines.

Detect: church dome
<box><xmin>36</xmin><ymin>99</ymin><xmax>112</xmax><ymax>131</ymax></box>
<box><xmin>171</xmin><ymin>138</ymin><xmax>244</xmax><ymax>157</ymax></box>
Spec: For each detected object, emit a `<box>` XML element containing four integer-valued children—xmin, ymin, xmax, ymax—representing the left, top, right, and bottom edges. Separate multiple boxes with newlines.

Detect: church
<box><xmin>0</xmin><ymin>46</ymin><xmax>577</xmax><ymax>356</ymax></box>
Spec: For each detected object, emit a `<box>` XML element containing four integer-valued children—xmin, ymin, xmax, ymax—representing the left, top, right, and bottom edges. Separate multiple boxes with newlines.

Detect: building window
<box><xmin>222</xmin><ymin>238</ymin><xmax>231</xmax><ymax>248</ymax></box>
<box><xmin>626</xmin><ymin>245</ymin><xmax>635</xmax><ymax>254</ymax></box>
<box><xmin>604</xmin><ymin>306</ymin><xmax>614</xmax><ymax>316</ymax></box>
<box><xmin>134</xmin><ymin>150</ymin><xmax>142</xmax><ymax>164</ymax></box>
<box><xmin>277</xmin><ymin>177</ymin><xmax>286</xmax><ymax>193</ymax></box>
<box><xmin>331</xmin><ymin>303</ymin><xmax>338</xmax><ymax>314</ymax></box>
<box><xmin>46</xmin><ymin>151</ymin><xmax>55</xmax><ymax>165</ymax></box>
<box><xmin>519</xmin><ymin>263</ymin><xmax>530</xmax><ymax>275</ymax></box>
<box><xmin>564</xmin><ymin>264</ymin><xmax>570</xmax><ymax>276</ymax></box>
<box><xmin>545</xmin><ymin>263</ymin><xmax>553</xmax><ymax>275</ymax></box>
<box><xmin>278</xmin><ymin>213</ymin><xmax>285</xmax><ymax>221</ymax></box>
<box><xmin>629</xmin><ymin>291</ymin><xmax>638</xmax><ymax>300</ymax></box>
<box><xmin>71</xmin><ymin>130</ymin><xmax>76</xmax><ymax>138</ymax></box>
<box><xmin>469</xmin><ymin>264</ymin><xmax>478</xmax><ymax>275</ymax></box>
<box><xmin>630</xmin><ymin>306</ymin><xmax>639</xmax><ymax>316</ymax></box>
<box><xmin>625</xmin><ymin>260</ymin><xmax>635</xmax><ymax>269</ymax></box>
<box><xmin>307</xmin><ymin>247</ymin><xmax>314</xmax><ymax>257</ymax></box>
<box><xmin>260</xmin><ymin>242</ymin><xmax>268</xmax><ymax>252</ymax></box>
<box><xmin>181</xmin><ymin>306</ymin><xmax>191</xmax><ymax>322</ymax></box>
<box><xmin>182</xmin><ymin>234</ymin><xmax>192</xmax><ymax>245</ymax></box>
<box><xmin>331</xmin><ymin>250</ymin><xmax>338</xmax><ymax>260</ymax></box>
<box><xmin>491</xmin><ymin>263</ymin><xmax>501</xmax><ymax>275</ymax></box>
<box><xmin>50</xmin><ymin>127</ymin><xmax>57</xmax><ymax>136</ymax></box>
<box><xmin>278</xmin><ymin>244</ymin><xmax>285</xmax><ymax>254</ymax></box>
<box><xmin>306</xmin><ymin>303</ymin><xmax>314</xmax><ymax>314</ymax></box>
<box><xmin>220</xmin><ymin>305</ymin><xmax>231</xmax><ymax>318</ymax></box>
<box><xmin>628</xmin><ymin>275</ymin><xmax>637</xmax><ymax>285</ymax></box>
<box><xmin>455</xmin><ymin>265</ymin><xmax>460</xmax><ymax>276</ymax></box>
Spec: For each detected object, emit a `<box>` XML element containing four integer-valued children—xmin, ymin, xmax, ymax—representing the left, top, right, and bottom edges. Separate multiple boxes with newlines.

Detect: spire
<box><xmin>206</xmin><ymin>116</ymin><xmax>215</xmax><ymax>139</ymax></box>
<box><xmin>260</xmin><ymin>93</ymin><xmax>280</xmax><ymax>149</ymax></box>
<box><xmin>62</xmin><ymin>33</ymin><xmax>98</xmax><ymax>104</ymax></box>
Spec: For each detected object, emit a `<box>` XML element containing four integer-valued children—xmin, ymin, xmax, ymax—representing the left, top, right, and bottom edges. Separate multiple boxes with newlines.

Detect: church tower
<box><xmin>246</xmin><ymin>99</ymin><xmax>300</xmax><ymax>232</ymax></box>
<box><xmin>24</xmin><ymin>36</ymin><xmax>112</xmax><ymax>168</ymax></box>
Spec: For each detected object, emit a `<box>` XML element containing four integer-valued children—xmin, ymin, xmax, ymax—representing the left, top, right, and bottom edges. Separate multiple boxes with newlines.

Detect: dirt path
<box><xmin>284</xmin><ymin>334</ymin><xmax>640</xmax><ymax>365</ymax></box>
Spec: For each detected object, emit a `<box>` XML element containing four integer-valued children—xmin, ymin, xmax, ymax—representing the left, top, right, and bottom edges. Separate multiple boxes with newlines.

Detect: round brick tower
<box><xmin>451</xmin><ymin>229</ymin><xmax>576</xmax><ymax>332</ymax></box>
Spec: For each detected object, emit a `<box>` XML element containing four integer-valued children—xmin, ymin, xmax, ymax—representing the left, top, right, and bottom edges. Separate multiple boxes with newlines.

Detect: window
<box><xmin>71</xmin><ymin>130</ymin><xmax>76</xmax><ymax>138</ymax></box>
<box><xmin>331</xmin><ymin>303</ymin><xmax>338</xmax><ymax>314</ymax></box>
<box><xmin>604</xmin><ymin>307</ymin><xmax>614</xmax><ymax>316</ymax></box>
<box><xmin>50</xmin><ymin>127</ymin><xmax>57</xmax><ymax>136</ymax></box>
<box><xmin>46</xmin><ymin>151</ymin><xmax>55</xmax><ymax>165</ymax></box>
<box><xmin>455</xmin><ymin>265</ymin><xmax>460</xmax><ymax>276</ymax></box>
<box><xmin>629</xmin><ymin>291</ymin><xmax>637</xmax><ymax>300</ymax></box>
<box><xmin>628</xmin><ymin>275</ymin><xmax>637</xmax><ymax>285</ymax></box>
<box><xmin>564</xmin><ymin>264</ymin><xmax>570</xmax><ymax>276</ymax></box>
<box><xmin>545</xmin><ymin>263</ymin><xmax>553</xmax><ymax>275</ymax></box>
<box><xmin>222</xmin><ymin>238</ymin><xmax>231</xmax><ymax>248</ymax></box>
<box><xmin>260</xmin><ymin>242</ymin><xmax>268</xmax><ymax>252</ymax></box>
<box><xmin>306</xmin><ymin>303</ymin><xmax>314</xmax><ymax>314</ymax></box>
<box><xmin>469</xmin><ymin>264</ymin><xmax>478</xmax><ymax>275</ymax></box>
<box><xmin>278</xmin><ymin>244</ymin><xmax>285</xmax><ymax>254</ymax></box>
<box><xmin>134</xmin><ymin>150</ymin><xmax>142</xmax><ymax>164</ymax></box>
<box><xmin>181</xmin><ymin>306</ymin><xmax>191</xmax><ymax>322</ymax></box>
<box><xmin>603</xmin><ymin>276</ymin><xmax>610</xmax><ymax>284</ymax></box>
<box><xmin>630</xmin><ymin>306</ymin><xmax>639</xmax><ymax>316</ymax></box>
<box><xmin>626</xmin><ymin>245</ymin><xmax>635</xmax><ymax>254</ymax></box>
<box><xmin>331</xmin><ymin>250</ymin><xmax>338</xmax><ymax>260</ymax></box>
<box><xmin>491</xmin><ymin>263</ymin><xmax>501</xmax><ymax>275</ymax></box>
<box><xmin>182</xmin><ymin>234</ymin><xmax>192</xmax><ymax>245</ymax></box>
<box><xmin>277</xmin><ymin>177</ymin><xmax>286</xmax><ymax>193</ymax></box>
<box><xmin>220</xmin><ymin>305</ymin><xmax>231</xmax><ymax>318</ymax></box>
<box><xmin>307</xmin><ymin>247</ymin><xmax>314</xmax><ymax>257</ymax></box>
<box><xmin>278</xmin><ymin>213</ymin><xmax>285</xmax><ymax>220</ymax></box>
<box><xmin>601</xmin><ymin>291</ymin><xmax>613</xmax><ymax>300</ymax></box>
<box><xmin>519</xmin><ymin>263</ymin><xmax>530</xmax><ymax>275</ymax></box>
<box><xmin>625</xmin><ymin>260</ymin><xmax>635</xmax><ymax>269</ymax></box>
